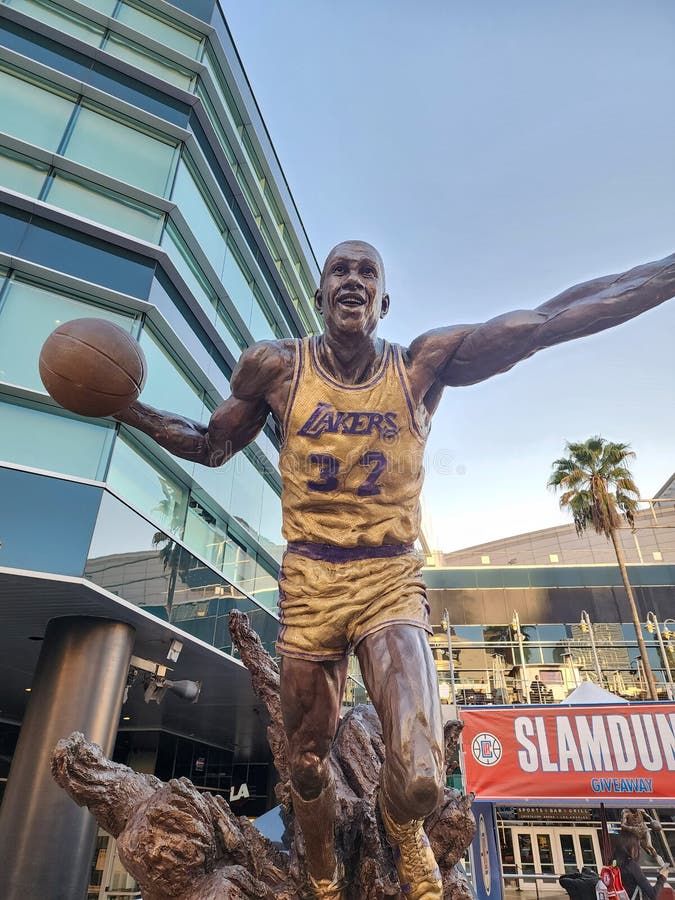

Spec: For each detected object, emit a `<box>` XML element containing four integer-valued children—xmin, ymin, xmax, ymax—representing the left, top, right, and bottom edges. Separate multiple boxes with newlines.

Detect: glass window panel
<box><xmin>138</xmin><ymin>327</ymin><xmax>205</xmax><ymax>422</ymax></box>
<box><xmin>171</xmin><ymin>160</ymin><xmax>226</xmax><ymax>273</ymax></box>
<box><xmin>214</xmin><ymin>301</ymin><xmax>246</xmax><ymax>358</ymax></box>
<box><xmin>518</xmin><ymin>834</ymin><xmax>535</xmax><ymax>874</ymax></box>
<box><xmin>240</xmin><ymin>128</ymin><xmax>264</xmax><ymax>182</ymax></box>
<box><xmin>160</xmin><ymin>222</ymin><xmax>219</xmax><ymax>318</ymax></box>
<box><xmin>228</xmin><ymin>453</ymin><xmax>263</xmax><ymax>539</ymax></box>
<box><xmin>184</xmin><ymin>502</ymin><xmax>229</xmax><ymax>572</ymax></box>
<box><xmin>115</xmin><ymin>2</ymin><xmax>202</xmax><ymax>58</ymax></box>
<box><xmin>251</xmin><ymin>559</ymin><xmax>278</xmax><ymax>611</ymax></box>
<box><xmin>0</xmin><ymin>67</ymin><xmax>74</xmax><ymax>150</ymax></box>
<box><xmin>536</xmin><ymin>834</ymin><xmax>555</xmax><ymax>874</ymax></box>
<box><xmin>45</xmin><ymin>173</ymin><xmax>164</xmax><ymax>242</ymax></box>
<box><xmin>258</xmin><ymin>478</ymin><xmax>282</xmax><ymax>562</ymax></box>
<box><xmin>579</xmin><ymin>835</ymin><xmax>596</xmax><ymax>866</ymax></box>
<box><xmin>6</xmin><ymin>0</ymin><xmax>105</xmax><ymax>44</ymax></box>
<box><xmin>560</xmin><ymin>834</ymin><xmax>577</xmax><ymax>873</ymax></box>
<box><xmin>107</xmin><ymin>435</ymin><xmax>187</xmax><ymax>536</ymax></box>
<box><xmin>0</xmin><ymin>396</ymin><xmax>113</xmax><ymax>479</ymax></box>
<box><xmin>73</xmin><ymin>0</ymin><xmax>116</xmax><ymax>13</ymax></box>
<box><xmin>0</xmin><ymin>278</ymin><xmax>134</xmax><ymax>393</ymax></box>
<box><xmin>196</xmin><ymin>82</ymin><xmax>238</xmax><ymax>168</ymax></box>
<box><xmin>221</xmin><ymin>239</ymin><xmax>253</xmax><ymax>325</ymax></box>
<box><xmin>202</xmin><ymin>46</ymin><xmax>242</xmax><ymax>128</ymax></box>
<box><xmin>191</xmin><ymin>458</ymin><xmax>235</xmax><ymax>521</ymax></box>
<box><xmin>235</xmin><ymin>166</ymin><xmax>261</xmax><ymax>220</ymax></box>
<box><xmin>64</xmin><ymin>105</ymin><xmax>178</xmax><ymax>196</ymax></box>
<box><xmin>249</xmin><ymin>285</ymin><xmax>278</xmax><ymax>341</ymax></box>
<box><xmin>256</xmin><ymin>430</ymin><xmax>279</xmax><ymax>469</ymax></box>
<box><xmin>103</xmin><ymin>34</ymin><xmax>194</xmax><ymax>90</ymax></box>
<box><xmin>86</xmin><ymin>491</ymin><xmax>236</xmax><ymax>623</ymax></box>
<box><xmin>0</xmin><ymin>146</ymin><xmax>49</xmax><ymax>196</ymax></box>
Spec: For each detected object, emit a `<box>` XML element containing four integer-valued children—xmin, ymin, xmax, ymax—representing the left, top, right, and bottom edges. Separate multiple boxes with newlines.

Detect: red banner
<box><xmin>461</xmin><ymin>704</ymin><xmax>675</xmax><ymax>803</ymax></box>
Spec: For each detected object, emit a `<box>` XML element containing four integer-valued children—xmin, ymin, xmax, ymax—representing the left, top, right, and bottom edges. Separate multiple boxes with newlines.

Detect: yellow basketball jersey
<box><xmin>279</xmin><ymin>336</ymin><xmax>427</xmax><ymax>547</ymax></box>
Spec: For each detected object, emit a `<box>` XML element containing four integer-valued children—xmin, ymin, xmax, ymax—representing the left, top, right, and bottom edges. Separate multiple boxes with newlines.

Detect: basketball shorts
<box><xmin>275</xmin><ymin>543</ymin><xmax>432</xmax><ymax>661</ymax></box>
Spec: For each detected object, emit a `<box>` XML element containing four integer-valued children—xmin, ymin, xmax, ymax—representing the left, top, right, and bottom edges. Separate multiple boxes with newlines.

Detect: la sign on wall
<box><xmin>461</xmin><ymin>704</ymin><xmax>675</xmax><ymax>803</ymax></box>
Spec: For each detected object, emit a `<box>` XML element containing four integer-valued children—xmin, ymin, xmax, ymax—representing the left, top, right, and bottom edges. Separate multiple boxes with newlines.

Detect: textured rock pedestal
<box><xmin>52</xmin><ymin>611</ymin><xmax>475</xmax><ymax>899</ymax></box>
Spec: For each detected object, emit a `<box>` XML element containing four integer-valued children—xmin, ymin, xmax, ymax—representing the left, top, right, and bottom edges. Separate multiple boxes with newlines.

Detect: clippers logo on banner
<box><xmin>462</xmin><ymin>704</ymin><xmax>675</xmax><ymax>803</ymax></box>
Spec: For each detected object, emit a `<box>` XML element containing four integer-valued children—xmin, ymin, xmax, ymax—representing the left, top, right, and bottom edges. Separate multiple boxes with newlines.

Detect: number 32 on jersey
<box><xmin>308</xmin><ymin>451</ymin><xmax>386</xmax><ymax>497</ymax></box>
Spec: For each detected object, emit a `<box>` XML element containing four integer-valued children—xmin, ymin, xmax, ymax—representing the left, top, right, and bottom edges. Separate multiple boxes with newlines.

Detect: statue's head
<box><xmin>314</xmin><ymin>240</ymin><xmax>389</xmax><ymax>339</ymax></box>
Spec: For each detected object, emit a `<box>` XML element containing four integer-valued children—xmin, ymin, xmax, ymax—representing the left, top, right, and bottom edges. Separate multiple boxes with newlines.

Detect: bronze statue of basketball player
<box><xmin>115</xmin><ymin>241</ymin><xmax>675</xmax><ymax>899</ymax></box>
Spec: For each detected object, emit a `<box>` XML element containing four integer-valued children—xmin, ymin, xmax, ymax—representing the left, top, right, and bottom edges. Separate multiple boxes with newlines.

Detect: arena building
<box><xmin>0</xmin><ymin>0</ymin><xmax>320</xmax><ymax>895</ymax></box>
<box><xmin>423</xmin><ymin>481</ymin><xmax>675</xmax><ymax>890</ymax></box>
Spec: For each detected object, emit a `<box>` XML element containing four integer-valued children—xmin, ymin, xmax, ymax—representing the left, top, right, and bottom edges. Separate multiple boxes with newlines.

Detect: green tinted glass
<box><xmin>221</xmin><ymin>238</ymin><xmax>253</xmax><ymax>325</ymax></box>
<box><xmin>70</xmin><ymin>0</ymin><xmax>116</xmax><ymax>13</ymax></box>
<box><xmin>228</xmin><ymin>453</ymin><xmax>263</xmax><ymax>539</ymax></box>
<box><xmin>138</xmin><ymin>327</ymin><xmax>205</xmax><ymax>422</ymax></box>
<box><xmin>171</xmin><ymin>159</ymin><xmax>226</xmax><ymax>273</ymax></box>
<box><xmin>0</xmin><ymin>146</ymin><xmax>49</xmax><ymax>196</ymax></box>
<box><xmin>116</xmin><ymin>1</ymin><xmax>202</xmax><ymax>58</ymax></box>
<box><xmin>45</xmin><ymin>173</ymin><xmax>165</xmax><ymax>242</ymax></box>
<box><xmin>6</xmin><ymin>0</ymin><xmax>105</xmax><ymax>43</ymax></box>
<box><xmin>103</xmin><ymin>34</ymin><xmax>195</xmax><ymax>90</ymax></box>
<box><xmin>202</xmin><ymin>46</ymin><xmax>242</xmax><ymax>128</ymax></box>
<box><xmin>249</xmin><ymin>285</ymin><xmax>278</xmax><ymax>341</ymax></box>
<box><xmin>258</xmin><ymin>477</ymin><xmax>283</xmax><ymax>561</ymax></box>
<box><xmin>213</xmin><ymin>301</ymin><xmax>246</xmax><ymax>358</ymax></box>
<box><xmin>190</xmin><ymin>455</ymin><xmax>236</xmax><ymax>520</ymax></box>
<box><xmin>0</xmin><ymin>397</ymin><xmax>114</xmax><ymax>480</ymax></box>
<box><xmin>64</xmin><ymin>105</ymin><xmax>178</xmax><ymax>196</ymax></box>
<box><xmin>160</xmin><ymin>222</ymin><xmax>219</xmax><ymax>318</ymax></box>
<box><xmin>0</xmin><ymin>278</ymin><xmax>134</xmax><ymax>393</ymax></box>
<box><xmin>0</xmin><ymin>67</ymin><xmax>74</xmax><ymax>150</ymax></box>
<box><xmin>107</xmin><ymin>435</ymin><xmax>188</xmax><ymax>537</ymax></box>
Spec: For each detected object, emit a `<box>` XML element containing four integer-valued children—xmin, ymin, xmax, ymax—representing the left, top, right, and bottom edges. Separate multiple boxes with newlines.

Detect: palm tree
<box><xmin>548</xmin><ymin>437</ymin><xmax>659</xmax><ymax>701</ymax></box>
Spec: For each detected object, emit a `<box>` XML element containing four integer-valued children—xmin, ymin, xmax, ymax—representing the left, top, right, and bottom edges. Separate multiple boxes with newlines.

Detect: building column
<box><xmin>0</xmin><ymin>616</ymin><xmax>135</xmax><ymax>900</ymax></box>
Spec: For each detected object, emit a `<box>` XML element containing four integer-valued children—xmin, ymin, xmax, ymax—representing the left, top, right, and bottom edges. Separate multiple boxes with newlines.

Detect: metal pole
<box><xmin>647</xmin><ymin>613</ymin><xmax>675</xmax><ymax>700</ymax></box>
<box><xmin>581</xmin><ymin>610</ymin><xmax>603</xmax><ymax>684</ymax></box>
<box><xmin>442</xmin><ymin>608</ymin><xmax>458</xmax><ymax>708</ymax></box>
<box><xmin>512</xmin><ymin>611</ymin><xmax>529</xmax><ymax>704</ymax></box>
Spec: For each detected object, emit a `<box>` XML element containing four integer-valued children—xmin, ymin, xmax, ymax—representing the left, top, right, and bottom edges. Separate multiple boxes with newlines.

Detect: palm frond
<box><xmin>548</xmin><ymin>436</ymin><xmax>640</xmax><ymax>540</ymax></box>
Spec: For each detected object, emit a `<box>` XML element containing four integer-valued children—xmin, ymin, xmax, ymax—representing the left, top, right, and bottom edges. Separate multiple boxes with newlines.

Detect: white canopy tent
<box><xmin>561</xmin><ymin>680</ymin><xmax>629</xmax><ymax>705</ymax></box>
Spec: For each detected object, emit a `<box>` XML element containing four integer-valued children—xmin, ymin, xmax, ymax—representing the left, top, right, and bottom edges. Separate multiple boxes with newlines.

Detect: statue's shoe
<box><xmin>308</xmin><ymin>863</ymin><xmax>347</xmax><ymax>899</ymax></box>
<box><xmin>380</xmin><ymin>802</ymin><xmax>442</xmax><ymax>900</ymax></box>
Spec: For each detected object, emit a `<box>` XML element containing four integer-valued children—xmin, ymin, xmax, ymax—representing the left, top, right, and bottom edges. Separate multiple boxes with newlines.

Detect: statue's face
<box><xmin>315</xmin><ymin>241</ymin><xmax>389</xmax><ymax>339</ymax></box>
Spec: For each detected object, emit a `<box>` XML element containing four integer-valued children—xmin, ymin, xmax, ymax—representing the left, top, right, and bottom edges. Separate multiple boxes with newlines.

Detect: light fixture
<box><xmin>124</xmin><ymin>653</ymin><xmax>202</xmax><ymax>706</ymax></box>
<box><xmin>144</xmin><ymin>677</ymin><xmax>201</xmax><ymax>705</ymax></box>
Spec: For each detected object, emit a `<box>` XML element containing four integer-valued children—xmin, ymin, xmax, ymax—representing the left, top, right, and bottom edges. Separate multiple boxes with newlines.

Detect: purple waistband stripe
<box><xmin>286</xmin><ymin>542</ymin><xmax>415</xmax><ymax>563</ymax></box>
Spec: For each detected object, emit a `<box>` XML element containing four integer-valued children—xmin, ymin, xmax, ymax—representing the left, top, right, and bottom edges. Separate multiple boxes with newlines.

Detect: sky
<box><xmin>222</xmin><ymin>1</ymin><xmax>675</xmax><ymax>552</ymax></box>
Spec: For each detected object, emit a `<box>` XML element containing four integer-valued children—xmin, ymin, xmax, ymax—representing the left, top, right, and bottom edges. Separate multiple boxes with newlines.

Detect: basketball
<box><xmin>39</xmin><ymin>318</ymin><xmax>147</xmax><ymax>417</ymax></box>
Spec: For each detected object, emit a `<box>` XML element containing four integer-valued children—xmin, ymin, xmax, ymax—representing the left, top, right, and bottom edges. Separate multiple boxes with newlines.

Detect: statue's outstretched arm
<box><xmin>414</xmin><ymin>251</ymin><xmax>675</xmax><ymax>388</ymax></box>
<box><xmin>114</xmin><ymin>341</ymin><xmax>278</xmax><ymax>467</ymax></box>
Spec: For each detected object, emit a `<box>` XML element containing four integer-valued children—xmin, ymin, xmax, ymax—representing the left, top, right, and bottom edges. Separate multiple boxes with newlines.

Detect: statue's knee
<box><xmin>290</xmin><ymin>751</ymin><xmax>328</xmax><ymax>799</ymax></box>
<box><xmin>397</xmin><ymin>773</ymin><xmax>443</xmax><ymax>820</ymax></box>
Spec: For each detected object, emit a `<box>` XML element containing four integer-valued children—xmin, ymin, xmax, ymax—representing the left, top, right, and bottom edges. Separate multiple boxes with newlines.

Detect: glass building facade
<box><xmin>0</xmin><ymin>1</ymin><xmax>319</xmax><ymax>895</ymax></box>
<box><xmin>0</xmin><ymin>0</ymin><xmax>320</xmax><ymax>628</ymax></box>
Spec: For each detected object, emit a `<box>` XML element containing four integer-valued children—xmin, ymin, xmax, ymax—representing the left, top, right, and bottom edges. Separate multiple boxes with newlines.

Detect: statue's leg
<box><xmin>356</xmin><ymin>624</ymin><xmax>444</xmax><ymax>900</ymax></box>
<box><xmin>281</xmin><ymin>655</ymin><xmax>349</xmax><ymax>898</ymax></box>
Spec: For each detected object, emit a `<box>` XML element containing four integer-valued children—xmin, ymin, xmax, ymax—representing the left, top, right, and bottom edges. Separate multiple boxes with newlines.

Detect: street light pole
<box><xmin>646</xmin><ymin>612</ymin><xmax>674</xmax><ymax>700</ymax></box>
<box><xmin>441</xmin><ymin>608</ymin><xmax>457</xmax><ymax>708</ymax></box>
<box><xmin>511</xmin><ymin>610</ymin><xmax>530</xmax><ymax>704</ymax></box>
<box><xmin>579</xmin><ymin>610</ymin><xmax>603</xmax><ymax>685</ymax></box>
